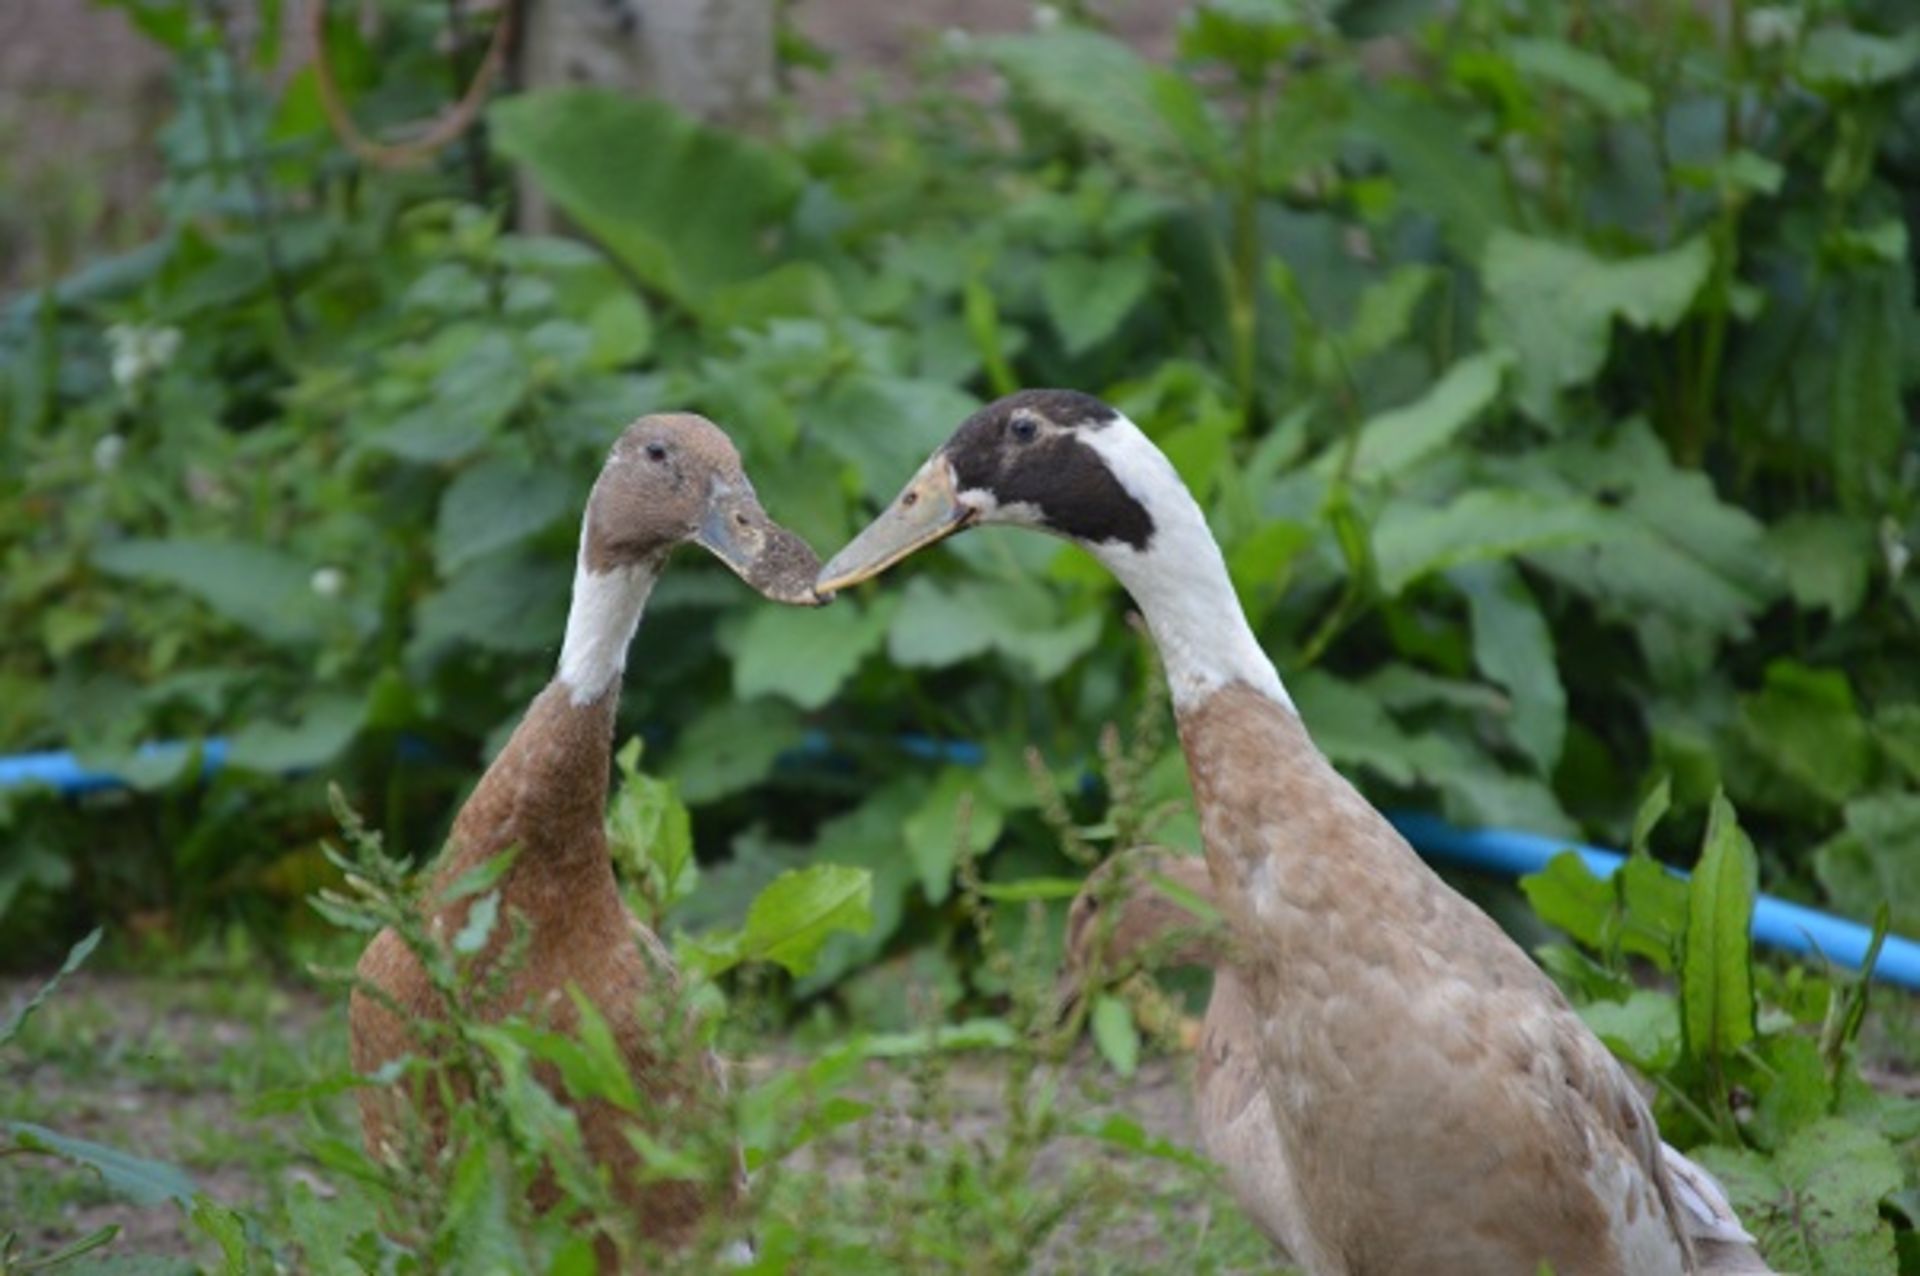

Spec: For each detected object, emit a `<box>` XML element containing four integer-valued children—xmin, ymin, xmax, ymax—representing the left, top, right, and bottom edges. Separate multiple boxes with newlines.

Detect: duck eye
<box><xmin>1010</xmin><ymin>417</ymin><xmax>1038</xmax><ymax>443</ymax></box>
<box><xmin>645</xmin><ymin>443</ymin><xmax>668</xmax><ymax>462</ymax></box>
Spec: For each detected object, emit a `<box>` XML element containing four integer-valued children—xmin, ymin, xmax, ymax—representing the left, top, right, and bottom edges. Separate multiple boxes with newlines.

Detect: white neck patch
<box><xmin>557</xmin><ymin>549</ymin><xmax>658</xmax><ymax>707</ymax></box>
<box><xmin>1076</xmin><ymin>416</ymin><xmax>1293</xmax><ymax>714</ymax></box>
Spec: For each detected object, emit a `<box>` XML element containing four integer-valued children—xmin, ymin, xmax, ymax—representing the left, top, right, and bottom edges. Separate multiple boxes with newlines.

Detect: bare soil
<box><xmin>1</xmin><ymin>972</ymin><xmax>1217</xmax><ymax>1267</ymax></box>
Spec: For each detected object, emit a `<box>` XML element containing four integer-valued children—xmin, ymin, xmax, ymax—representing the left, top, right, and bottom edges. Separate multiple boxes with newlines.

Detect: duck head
<box><xmin>588</xmin><ymin>413</ymin><xmax>822</xmax><ymax>605</ymax></box>
<box><xmin>814</xmin><ymin>389</ymin><xmax>1174</xmax><ymax>592</ymax></box>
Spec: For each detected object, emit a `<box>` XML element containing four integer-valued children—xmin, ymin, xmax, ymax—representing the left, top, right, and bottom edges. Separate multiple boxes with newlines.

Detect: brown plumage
<box><xmin>1060</xmin><ymin>846</ymin><xmax>1776</xmax><ymax>1274</ymax></box>
<box><xmin>817</xmin><ymin>389</ymin><xmax>1767</xmax><ymax>1276</ymax></box>
<box><xmin>349</xmin><ymin>413</ymin><xmax>820</xmax><ymax>1267</ymax></box>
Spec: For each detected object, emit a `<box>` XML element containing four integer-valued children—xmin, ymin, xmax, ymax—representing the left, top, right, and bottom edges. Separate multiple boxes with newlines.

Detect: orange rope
<box><xmin>306</xmin><ymin>0</ymin><xmax>514</xmax><ymax>170</ymax></box>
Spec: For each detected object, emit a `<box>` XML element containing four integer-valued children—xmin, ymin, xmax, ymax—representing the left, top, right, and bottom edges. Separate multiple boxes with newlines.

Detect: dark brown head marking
<box><xmin>941</xmin><ymin>390</ymin><xmax>1155</xmax><ymax>550</ymax></box>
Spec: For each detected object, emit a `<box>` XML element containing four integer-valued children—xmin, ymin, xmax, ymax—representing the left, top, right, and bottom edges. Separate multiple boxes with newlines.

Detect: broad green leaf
<box><xmin>1682</xmin><ymin>793</ymin><xmax>1757</xmax><ymax>1068</ymax></box>
<box><xmin>903</xmin><ymin>769</ymin><xmax>1005</xmax><ymax>903</ymax></box>
<box><xmin>668</xmin><ymin>699</ymin><xmax>805</xmax><ymax>806</ymax></box>
<box><xmin>1831</xmin><ymin>269</ymin><xmax>1908</xmax><ymax>515</ymax></box>
<box><xmin>1523</xmin><ymin>421</ymin><xmax>1778</xmax><ymax>645</ymax></box>
<box><xmin>1799</xmin><ymin>26</ymin><xmax>1920</xmax><ymax>88</ymax></box>
<box><xmin>1521</xmin><ymin>850</ymin><xmax>1685</xmax><ymax>970</ymax></box>
<box><xmin>5</xmin><ymin>1123</ymin><xmax>197</xmax><ymax>1205</ymax></box>
<box><xmin>731</xmin><ymin>865</ymin><xmax>874</xmax><ymax>976</ymax></box>
<box><xmin>1350</xmin><ymin>91</ymin><xmax>1507</xmax><ymax>256</ymax></box>
<box><xmin>608</xmin><ymin>739</ymin><xmax>697</xmax><ymax>917</ymax></box>
<box><xmin>1738</xmin><ymin>661</ymin><xmax>1873</xmax><ymax>807</ymax></box>
<box><xmin>1372</xmin><ymin>489</ymin><xmax>1614</xmax><ymax>594</ymax></box>
<box><xmin>727</xmin><ymin>597</ymin><xmax>896</xmax><ymax>711</ymax></box>
<box><xmin>1875</xmin><ymin>704</ymin><xmax>1920</xmax><ymax>783</ymax></box>
<box><xmin>585</xmin><ymin>290</ymin><xmax>654</xmax><ymax>368</ymax></box>
<box><xmin>1697</xmin><ymin>1120</ymin><xmax>1902</xmax><ymax>1276</ymax></box>
<box><xmin>1452</xmin><ymin>561</ymin><xmax>1565</xmax><ymax>774</ymax></box>
<box><xmin>1767</xmin><ymin>513</ymin><xmax>1874</xmax><ymax>619</ymax></box>
<box><xmin>0</xmin><ymin>927</ymin><xmax>100</xmax><ymax>1046</ymax></box>
<box><xmin>93</xmin><ymin>538</ymin><xmax>318</xmax><ymax>644</ymax></box>
<box><xmin>228</xmin><ymin>692</ymin><xmax>365</xmax><ymax>774</ymax></box>
<box><xmin>1339</xmin><ymin>264</ymin><xmax>1437</xmax><ymax>363</ymax></box>
<box><xmin>1813</xmin><ymin>794</ymin><xmax>1920</xmax><ymax>937</ymax></box>
<box><xmin>1481</xmin><ymin>232</ymin><xmax>1711</xmax><ymax>420</ymax></box>
<box><xmin>888</xmin><ymin>577</ymin><xmax>1102</xmax><ymax>680</ymax></box>
<box><xmin>409</xmin><ymin>548</ymin><xmax>569</xmax><ymax>666</ymax></box>
<box><xmin>435</xmin><ymin>460</ymin><xmax>577</xmax><ymax>575</ymax></box>
<box><xmin>1090</xmin><ymin>995</ymin><xmax>1140</xmax><ymax>1078</ymax></box>
<box><xmin>1578</xmin><ymin>989</ymin><xmax>1680</xmax><ymax>1071</ymax></box>
<box><xmin>374</xmin><ymin>331</ymin><xmax>530</xmax><ymax>463</ymax></box>
<box><xmin>982</xmin><ymin>29</ymin><xmax>1218</xmax><ymax>175</ymax></box>
<box><xmin>1345</xmin><ymin>349</ymin><xmax>1510</xmax><ymax>483</ymax></box>
<box><xmin>490</xmin><ymin>91</ymin><xmax>803</xmax><ymax>311</ymax></box>
<box><xmin>1508</xmin><ymin>38</ymin><xmax>1651</xmax><ymax>118</ymax></box>
<box><xmin>1040</xmin><ymin>254</ymin><xmax>1154</xmax><ymax>355</ymax></box>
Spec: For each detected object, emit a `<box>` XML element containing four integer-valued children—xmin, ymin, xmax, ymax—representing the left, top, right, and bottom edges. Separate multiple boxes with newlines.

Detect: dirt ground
<box><xmin>0</xmin><ymin>971</ymin><xmax>1221</xmax><ymax>1268</ymax></box>
<box><xmin>0</xmin><ymin>0</ymin><xmax>1185</xmax><ymax>291</ymax></box>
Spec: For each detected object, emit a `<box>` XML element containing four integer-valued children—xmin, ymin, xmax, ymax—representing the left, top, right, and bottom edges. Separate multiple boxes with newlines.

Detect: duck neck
<box><xmin>557</xmin><ymin>550</ymin><xmax>661</xmax><ymax>707</ymax></box>
<box><xmin>1082</xmin><ymin>421</ymin><xmax>1293</xmax><ymax>716</ymax></box>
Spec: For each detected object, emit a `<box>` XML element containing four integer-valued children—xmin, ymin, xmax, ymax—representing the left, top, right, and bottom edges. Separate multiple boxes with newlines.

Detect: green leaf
<box><xmin>1345</xmin><ymin>349</ymin><xmax>1510</xmax><ymax>483</ymax></box>
<box><xmin>1738</xmin><ymin>661</ymin><xmax>1873</xmax><ymax>807</ymax></box>
<box><xmin>1350</xmin><ymin>90</ymin><xmax>1507</xmax><ymax>257</ymax></box>
<box><xmin>1507</xmin><ymin>38</ymin><xmax>1652</xmax><ymax>118</ymax></box>
<box><xmin>4</xmin><ymin>1123</ymin><xmax>197</xmax><ymax>1205</ymax></box>
<box><xmin>1767</xmin><ymin>513</ymin><xmax>1874</xmax><ymax>619</ymax></box>
<box><xmin>903</xmin><ymin>769</ymin><xmax>1005</xmax><ymax>903</ymax></box>
<box><xmin>982</xmin><ymin>29</ymin><xmax>1218</xmax><ymax>175</ymax></box>
<box><xmin>1452</xmin><ymin>561</ymin><xmax>1565</xmax><ymax>774</ymax></box>
<box><xmin>584</xmin><ymin>291</ymin><xmax>654</xmax><ymax>368</ymax></box>
<box><xmin>1520</xmin><ymin>849</ymin><xmax>1686</xmax><ymax>970</ymax></box>
<box><xmin>490</xmin><ymin>91</ymin><xmax>803</xmax><ymax>311</ymax></box>
<box><xmin>1090</xmin><ymin>995</ymin><xmax>1140</xmax><ymax>1078</ymax></box>
<box><xmin>1681</xmin><ymin>793</ymin><xmax>1757</xmax><ymax>1068</ymax></box>
<box><xmin>0</xmin><ymin>928</ymin><xmax>100</xmax><ymax>1047</ymax></box>
<box><xmin>887</xmin><ymin>577</ymin><xmax>1102</xmax><ymax>680</ymax></box>
<box><xmin>1578</xmin><ymin>989</ymin><xmax>1680</xmax><ymax>1071</ymax></box>
<box><xmin>728</xmin><ymin>597</ymin><xmax>895</xmax><ymax>711</ymax></box>
<box><xmin>93</xmin><ymin>538</ymin><xmax>318</xmax><ymax>644</ymax></box>
<box><xmin>409</xmin><ymin>548</ymin><xmax>570</xmax><ymax>667</ymax></box>
<box><xmin>727</xmin><ymin>865</ymin><xmax>874</xmax><ymax>977</ymax></box>
<box><xmin>452</xmin><ymin>891</ymin><xmax>500</xmax><ymax>955</ymax></box>
<box><xmin>1040</xmin><ymin>254</ymin><xmax>1154</xmax><ymax>355</ymax></box>
<box><xmin>1697</xmin><ymin>1119</ymin><xmax>1902</xmax><ymax>1276</ymax></box>
<box><xmin>228</xmin><ymin>692</ymin><xmax>365</xmax><ymax>774</ymax></box>
<box><xmin>1831</xmin><ymin>268</ymin><xmax>1908</xmax><ymax>515</ymax></box>
<box><xmin>1481</xmin><ymin>233</ymin><xmax>1711</xmax><ymax>420</ymax></box>
<box><xmin>1799</xmin><ymin>26</ymin><xmax>1920</xmax><ymax>89</ymax></box>
<box><xmin>435</xmin><ymin>460</ymin><xmax>577</xmax><ymax>575</ymax></box>
<box><xmin>1372</xmin><ymin>489</ymin><xmax>1614</xmax><ymax>594</ymax></box>
<box><xmin>668</xmin><ymin>699</ymin><xmax>805</xmax><ymax>806</ymax></box>
<box><xmin>1874</xmin><ymin>704</ymin><xmax>1920</xmax><ymax>783</ymax></box>
<box><xmin>1813</xmin><ymin>794</ymin><xmax>1920</xmax><ymax>937</ymax></box>
<box><xmin>607</xmin><ymin>739</ymin><xmax>697</xmax><ymax>917</ymax></box>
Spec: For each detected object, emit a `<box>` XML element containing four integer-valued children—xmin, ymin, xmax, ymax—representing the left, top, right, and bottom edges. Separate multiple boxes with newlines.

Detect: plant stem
<box><xmin>443</xmin><ymin>0</ymin><xmax>492</xmax><ymax>202</ymax></box>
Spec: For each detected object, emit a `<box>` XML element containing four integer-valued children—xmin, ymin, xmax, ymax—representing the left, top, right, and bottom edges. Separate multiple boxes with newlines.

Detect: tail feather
<box><xmin>1661</xmin><ymin>1144</ymin><xmax>1779</xmax><ymax>1274</ymax></box>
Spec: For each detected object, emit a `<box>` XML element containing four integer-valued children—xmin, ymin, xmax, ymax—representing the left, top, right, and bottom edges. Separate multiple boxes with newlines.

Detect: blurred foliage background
<box><xmin>1</xmin><ymin>0</ymin><xmax>1917</xmax><ymax>1004</ymax></box>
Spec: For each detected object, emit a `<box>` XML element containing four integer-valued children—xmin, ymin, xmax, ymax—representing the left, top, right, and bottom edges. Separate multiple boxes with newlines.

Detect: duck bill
<box><xmin>696</xmin><ymin>483</ymin><xmax>826</xmax><ymax>607</ymax></box>
<box><xmin>816</xmin><ymin>453</ymin><xmax>974</xmax><ymax>595</ymax></box>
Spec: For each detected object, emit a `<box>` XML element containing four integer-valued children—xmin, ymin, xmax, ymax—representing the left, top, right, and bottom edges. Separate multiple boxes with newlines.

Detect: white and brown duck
<box><xmin>817</xmin><ymin>389</ymin><xmax>1767</xmax><ymax>1276</ymax></box>
<box><xmin>350</xmin><ymin>413</ymin><xmax>820</xmax><ymax>1266</ymax></box>
<box><xmin>1059</xmin><ymin>846</ymin><xmax>1775</xmax><ymax>1274</ymax></box>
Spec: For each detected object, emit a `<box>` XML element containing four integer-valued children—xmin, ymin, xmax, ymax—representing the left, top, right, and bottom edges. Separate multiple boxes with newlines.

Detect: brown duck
<box><xmin>350</xmin><ymin>413</ymin><xmax>820</xmax><ymax>1265</ymax></box>
<box><xmin>817</xmin><ymin>388</ymin><xmax>1766</xmax><ymax>1276</ymax></box>
<box><xmin>1059</xmin><ymin>846</ymin><xmax>1775</xmax><ymax>1274</ymax></box>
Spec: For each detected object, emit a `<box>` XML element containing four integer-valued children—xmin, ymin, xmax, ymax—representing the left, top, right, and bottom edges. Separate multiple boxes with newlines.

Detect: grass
<box><xmin>0</xmin><ymin>964</ymin><xmax>1275</xmax><ymax>1274</ymax></box>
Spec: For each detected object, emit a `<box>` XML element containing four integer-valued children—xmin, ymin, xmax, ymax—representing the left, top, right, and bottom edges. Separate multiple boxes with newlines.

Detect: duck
<box><xmin>1057</xmin><ymin>845</ymin><xmax>1775</xmax><ymax>1274</ymax></box>
<box><xmin>815</xmin><ymin>388</ymin><xmax>1764</xmax><ymax>1276</ymax></box>
<box><xmin>350</xmin><ymin>413</ymin><xmax>821</xmax><ymax>1268</ymax></box>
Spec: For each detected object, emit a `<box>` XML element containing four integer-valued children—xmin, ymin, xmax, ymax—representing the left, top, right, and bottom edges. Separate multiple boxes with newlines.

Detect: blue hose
<box><xmin>1391</xmin><ymin>813</ymin><xmax>1920</xmax><ymax>991</ymax></box>
<box><xmin>4</xmin><ymin>739</ymin><xmax>1914</xmax><ymax>989</ymax></box>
